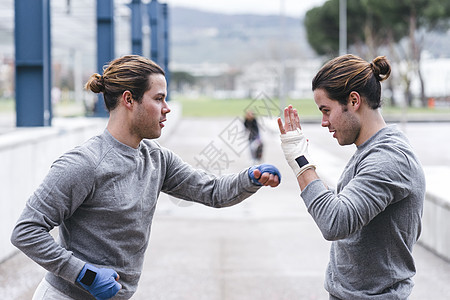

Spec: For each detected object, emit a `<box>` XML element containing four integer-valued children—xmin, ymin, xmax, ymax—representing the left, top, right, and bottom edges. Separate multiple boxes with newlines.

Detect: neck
<box><xmin>355</xmin><ymin>108</ymin><xmax>386</xmax><ymax>146</ymax></box>
<box><xmin>107</xmin><ymin>112</ymin><xmax>141</xmax><ymax>149</ymax></box>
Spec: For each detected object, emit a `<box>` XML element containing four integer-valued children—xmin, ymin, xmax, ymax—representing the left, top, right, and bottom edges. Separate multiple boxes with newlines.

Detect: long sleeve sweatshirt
<box><xmin>11</xmin><ymin>129</ymin><xmax>260</xmax><ymax>299</ymax></box>
<box><xmin>301</xmin><ymin>125</ymin><xmax>425</xmax><ymax>299</ymax></box>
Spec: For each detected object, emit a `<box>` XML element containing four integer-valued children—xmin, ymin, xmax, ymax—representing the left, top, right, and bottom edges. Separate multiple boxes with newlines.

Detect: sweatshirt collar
<box><xmin>356</xmin><ymin>124</ymin><xmax>397</xmax><ymax>150</ymax></box>
<box><xmin>103</xmin><ymin>129</ymin><xmax>141</xmax><ymax>157</ymax></box>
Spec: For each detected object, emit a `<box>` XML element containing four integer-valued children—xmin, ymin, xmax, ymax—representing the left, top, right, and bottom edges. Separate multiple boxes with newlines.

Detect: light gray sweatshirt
<box><xmin>301</xmin><ymin>125</ymin><xmax>425</xmax><ymax>300</ymax></box>
<box><xmin>11</xmin><ymin>129</ymin><xmax>260</xmax><ymax>299</ymax></box>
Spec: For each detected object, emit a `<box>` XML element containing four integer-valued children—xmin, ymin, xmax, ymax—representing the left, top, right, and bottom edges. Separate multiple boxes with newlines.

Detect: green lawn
<box><xmin>0</xmin><ymin>98</ymin><xmax>86</xmax><ymax>117</ymax></box>
<box><xmin>0</xmin><ymin>98</ymin><xmax>14</xmax><ymax>113</ymax></box>
<box><xmin>2</xmin><ymin>96</ymin><xmax>450</xmax><ymax>120</ymax></box>
<box><xmin>172</xmin><ymin>96</ymin><xmax>450</xmax><ymax>119</ymax></box>
<box><xmin>172</xmin><ymin>96</ymin><xmax>321</xmax><ymax>118</ymax></box>
<box><xmin>381</xmin><ymin>105</ymin><xmax>450</xmax><ymax>115</ymax></box>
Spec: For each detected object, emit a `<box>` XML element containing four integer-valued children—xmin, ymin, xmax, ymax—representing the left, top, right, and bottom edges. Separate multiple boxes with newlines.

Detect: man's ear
<box><xmin>122</xmin><ymin>90</ymin><xmax>134</xmax><ymax>109</ymax></box>
<box><xmin>348</xmin><ymin>91</ymin><xmax>361</xmax><ymax>110</ymax></box>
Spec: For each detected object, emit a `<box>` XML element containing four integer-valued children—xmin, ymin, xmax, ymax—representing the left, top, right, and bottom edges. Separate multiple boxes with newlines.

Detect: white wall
<box><xmin>0</xmin><ymin>118</ymin><xmax>107</xmax><ymax>262</ymax></box>
<box><xmin>419</xmin><ymin>167</ymin><xmax>450</xmax><ymax>261</ymax></box>
<box><xmin>0</xmin><ymin>102</ymin><xmax>181</xmax><ymax>263</ymax></box>
<box><xmin>313</xmin><ymin>147</ymin><xmax>450</xmax><ymax>261</ymax></box>
<box><xmin>1</xmin><ymin>106</ymin><xmax>448</xmax><ymax>263</ymax></box>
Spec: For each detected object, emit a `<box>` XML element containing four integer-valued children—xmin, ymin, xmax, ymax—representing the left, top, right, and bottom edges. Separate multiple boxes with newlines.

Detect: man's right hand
<box><xmin>277</xmin><ymin>105</ymin><xmax>316</xmax><ymax>177</ymax></box>
<box><xmin>77</xmin><ymin>263</ymin><xmax>121</xmax><ymax>300</ymax></box>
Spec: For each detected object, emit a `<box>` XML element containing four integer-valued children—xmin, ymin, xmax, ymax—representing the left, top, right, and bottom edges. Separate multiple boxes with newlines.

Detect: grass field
<box><xmin>173</xmin><ymin>96</ymin><xmax>321</xmax><ymax>118</ymax></box>
<box><xmin>2</xmin><ymin>96</ymin><xmax>450</xmax><ymax>119</ymax></box>
<box><xmin>172</xmin><ymin>96</ymin><xmax>450</xmax><ymax>119</ymax></box>
<box><xmin>0</xmin><ymin>98</ymin><xmax>14</xmax><ymax>113</ymax></box>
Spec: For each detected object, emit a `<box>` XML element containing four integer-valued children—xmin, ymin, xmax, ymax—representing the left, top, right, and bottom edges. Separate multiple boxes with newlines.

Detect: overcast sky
<box><xmin>162</xmin><ymin>0</ymin><xmax>327</xmax><ymax>17</ymax></box>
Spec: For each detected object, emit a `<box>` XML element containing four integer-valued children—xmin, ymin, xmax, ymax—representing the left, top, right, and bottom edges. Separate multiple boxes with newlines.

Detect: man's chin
<box><xmin>145</xmin><ymin>132</ymin><xmax>161</xmax><ymax>140</ymax></box>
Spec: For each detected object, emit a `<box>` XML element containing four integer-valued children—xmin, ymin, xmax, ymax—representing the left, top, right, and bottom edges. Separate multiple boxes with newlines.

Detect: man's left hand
<box><xmin>248</xmin><ymin>164</ymin><xmax>281</xmax><ymax>187</ymax></box>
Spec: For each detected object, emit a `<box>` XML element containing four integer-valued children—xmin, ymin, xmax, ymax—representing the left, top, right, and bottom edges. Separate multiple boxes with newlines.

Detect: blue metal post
<box><xmin>45</xmin><ymin>0</ymin><xmax>52</xmax><ymax>123</ymax></box>
<box><xmin>131</xmin><ymin>0</ymin><xmax>143</xmax><ymax>55</ymax></box>
<box><xmin>94</xmin><ymin>0</ymin><xmax>115</xmax><ymax>117</ymax></box>
<box><xmin>14</xmin><ymin>0</ymin><xmax>52</xmax><ymax>127</ymax></box>
<box><xmin>162</xmin><ymin>3</ymin><xmax>170</xmax><ymax>100</ymax></box>
<box><xmin>148</xmin><ymin>0</ymin><xmax>170</xmax><ymax>99</ymax></box>
<box><xmin>148</xmin><ymin>0</ymin><xmax>160</xmax><ymax>65</ymax></box>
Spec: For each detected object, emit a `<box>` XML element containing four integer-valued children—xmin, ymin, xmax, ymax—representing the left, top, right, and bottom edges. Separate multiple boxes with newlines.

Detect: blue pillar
<box><xmin>148</xmin><ymin>0</ymin><xmax>161</xmax><ymax>64</ymax></box>
<box><xmin>14</xmin><ymin>0</ymin><xmax>52</xmax><ymax>127</ymax></box>
<box><xmin>148</xmin><ymin>0</ymin><xmax>170</xmax><ymax>99</ymax></box>
<box><xmin>94</xmin><ymin>0</ymin><xmax>115</xmax><ymax>117</ymax></box>
<box><xmin>46</xmin><ymin>0</ymin><xmax>52</xmax><ymax>123</ymax></box>
<box><xmin>162</xmin><ymin>3</ymin><xmax>170</xmax><ymax>100</ymax></box>
<box><xmin>131</xmin><ymin>0</ymin><xmax>143</xmax><ymax>55</ymax></box>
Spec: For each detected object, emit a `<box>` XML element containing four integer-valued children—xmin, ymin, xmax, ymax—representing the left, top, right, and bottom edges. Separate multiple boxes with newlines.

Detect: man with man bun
<box><xmin>11</xmin><ymin>55</ymin><xmax>281</xmax><ymax>300</ymax></box>
<box><xmin>278</xmin><ymin>54</ymin><xmax>425</xmax><ymax>299</ymax></box>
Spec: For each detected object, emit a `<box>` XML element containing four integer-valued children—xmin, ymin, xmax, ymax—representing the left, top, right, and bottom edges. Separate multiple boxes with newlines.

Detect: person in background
<box><xmin>244</xmin><ymin>110</ymin><xmax>263</xmax><ymax>163</ymax></box>
<box><xmin>278</xmin><ymin>54</ymin><xmax>425</xmax><ymax>300</ymax></box>
<box><xmin>11</xmin><ymin>55</ymin><xmax>281</xmax><ymax>300</ymax></box>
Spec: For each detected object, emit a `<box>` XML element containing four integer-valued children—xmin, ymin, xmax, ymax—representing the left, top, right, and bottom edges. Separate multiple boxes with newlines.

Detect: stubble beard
<box><xmin>337</xmin><ymin>109</ymin><xmax>360</xmax><ymax>146</ymax></box>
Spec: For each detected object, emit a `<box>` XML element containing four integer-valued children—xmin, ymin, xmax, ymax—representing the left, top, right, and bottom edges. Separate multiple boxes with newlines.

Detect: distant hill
<box><xmin>169</xmin><ymin>6</ymin><xmax>317</xmax><ymax>66</ymax></box>
<box><xmin>169</xmin><ymin>6</ymin><xmax>450</xmax><ymax>67</ymax></box>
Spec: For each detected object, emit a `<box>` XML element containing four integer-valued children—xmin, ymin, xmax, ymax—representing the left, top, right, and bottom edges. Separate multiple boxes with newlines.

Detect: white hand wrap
<box><xmin>280</xmin><ymin>128</ymin><xmax>316</xmax><ymax>177</ymax></box>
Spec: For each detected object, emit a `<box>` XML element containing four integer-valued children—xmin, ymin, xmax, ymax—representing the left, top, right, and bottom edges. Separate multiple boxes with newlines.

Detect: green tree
<box><xmin>304</xmin><ymin>1</ymin><xmax>339</xmax><ymax>56</ymax></box>
<box><xmin>305</xmin><ymin>0</ymin><xmax>370</xmax><ymax>57</ymax></box>
<box><xmin>305</xmin><ymin>0</ymin><xmax>450</xmax><ymax>107</ymax></box>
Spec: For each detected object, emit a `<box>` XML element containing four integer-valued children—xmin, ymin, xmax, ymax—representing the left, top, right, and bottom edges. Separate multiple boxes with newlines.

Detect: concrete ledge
<box><xmin>1</xmin><ymin>109</ymin><xmax>447</xmax><ymax>263</ymax></box>
<box><xmin>312</xmin><ymin>147</ymin><xmax>450</xmax><ymax>262</ymax></box>
<box><xmin>418</xmin><ymin>167</ymin><xmax>450</xmax><ymax>261</ymax></box>
<box><xmin>0</xmin><ymin>117</ymin><xmax>107</xmax><ymax>262</ymax></box>
<box><xmin>0</xmin><ymin>102</ymin><xmax>182</xmax><ymax>263</ymax></box>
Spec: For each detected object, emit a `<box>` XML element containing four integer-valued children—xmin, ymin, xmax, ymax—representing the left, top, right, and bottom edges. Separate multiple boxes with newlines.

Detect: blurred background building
<box><xmin>1</xmin><ymin>2</ymin><xmax>450</xmax><ymax>298</ymax></box>
<box><xmin>0</xmin><ymin>0</ymin><xmax>449</xmax><ymax>116</ymax></box>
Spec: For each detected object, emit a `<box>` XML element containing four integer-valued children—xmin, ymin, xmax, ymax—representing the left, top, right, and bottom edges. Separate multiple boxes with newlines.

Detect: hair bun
<box><xmin>84</xmin><ymin>73</ymin><xmax>105</xmax><ymax>93</ymax></box>
<box><xmin>371</xmin><ymin>56</ymin><xmax>391</xmax><ymax>82</ymax></box>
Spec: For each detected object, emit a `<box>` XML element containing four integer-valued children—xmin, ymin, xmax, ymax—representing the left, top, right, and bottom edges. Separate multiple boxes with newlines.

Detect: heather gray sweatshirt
<box><xmin>301</xmin><ymin>125</ymin><xmax>425</xmax><ymax>300</ymax></box>
<box><xmin>11</xmin><ymin>129</ymin><xmax>260</xmax><ymax>299</ymax></box>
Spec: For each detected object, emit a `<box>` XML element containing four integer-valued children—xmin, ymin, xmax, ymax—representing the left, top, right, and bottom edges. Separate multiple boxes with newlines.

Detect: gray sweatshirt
<box><xmin>301</xmin><ymin>125</ymin><xmax>425</xmax><ymax>300</ymax></box>
<box><xmin>11</xmin><ymin>129</ymin><xmax>260</xmax><ymax>299</ymax></box>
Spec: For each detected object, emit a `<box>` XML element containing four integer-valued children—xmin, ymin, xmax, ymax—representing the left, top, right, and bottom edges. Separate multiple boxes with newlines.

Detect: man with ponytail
<box><xmin>11</xmin><ymin>55</ymin><xmax>281</xmax><ymax>299</ymax></box>
<box><xmin>278</xmin><ymin>54</ymin><xmax>425</xmax><ymax>299</ymax></box>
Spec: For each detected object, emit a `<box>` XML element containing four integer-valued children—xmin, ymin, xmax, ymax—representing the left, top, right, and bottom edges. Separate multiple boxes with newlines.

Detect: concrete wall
<box><xmin>0</xmin><ymin>102</ymin><xmax>181</xmax><ymax>263</ymax></box>
<box><xmin>1</xmin><ymin>110</ymin><xmax>448</xmax><ymax>263</ymax></box>
<box><xmin>0</xmin><ymin>118</ymin><xmax>107</xmax><ymax>262</ymax></box>
<box><xmin>419</xmin><ymin>167</ymin><xmax>450</xmax><ymax>261</ymax></box>
<box><xmin>314</xmin><ymin>147</ymin><xmax>450</xmax><ymax>262</ymax></box>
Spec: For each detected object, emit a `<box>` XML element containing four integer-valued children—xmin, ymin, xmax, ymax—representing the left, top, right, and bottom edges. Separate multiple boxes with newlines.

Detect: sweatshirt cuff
<box><xmin>243</xmin><ymin>168</ymin><xmax>262</xmax><ymax>192</ymax></box>
<box><xmin>300</xmin><ymin>179</ymin><xmax>328</xmax><ymax>208</ymax></box>
<box><xmin>58</xmin><ymin>254</ymin><xmax>86</xmax><ymax>283</ymax></box>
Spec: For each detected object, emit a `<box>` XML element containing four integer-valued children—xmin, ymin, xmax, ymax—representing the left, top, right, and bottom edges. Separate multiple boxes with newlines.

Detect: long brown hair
<box><xmin>85</xmin><ymin>55</ymin><xmax>165</xmax><ymax>111</ymax></box>
<box><xmin>312</xmin><ymin>54</ymin><xmax>391</xmax><ymax>109</ymax></box>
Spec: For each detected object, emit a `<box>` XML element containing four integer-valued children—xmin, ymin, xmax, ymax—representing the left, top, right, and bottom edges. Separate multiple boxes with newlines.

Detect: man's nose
<box><xmin>163</xmin><ymin>102</ymin><xmax>171</xmax><ymax>114</ymax></box>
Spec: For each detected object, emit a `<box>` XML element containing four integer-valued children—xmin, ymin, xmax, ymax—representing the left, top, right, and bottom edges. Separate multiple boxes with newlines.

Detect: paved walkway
<box><xmin>1</xmin><ymin>116</ymin><xmax>449</xmax><ymax>299</ymax></box>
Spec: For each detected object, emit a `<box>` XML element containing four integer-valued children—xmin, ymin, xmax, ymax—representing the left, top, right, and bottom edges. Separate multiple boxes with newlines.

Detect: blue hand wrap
<box><xmin>77</xmin><ymin>264</ymin><xmax>121</xmax><ymax>300</ymax></box>
<box><xmin>248</xmin><ymin>164</ymin><xmax>281</xmax><ymax>185</ymax></box>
